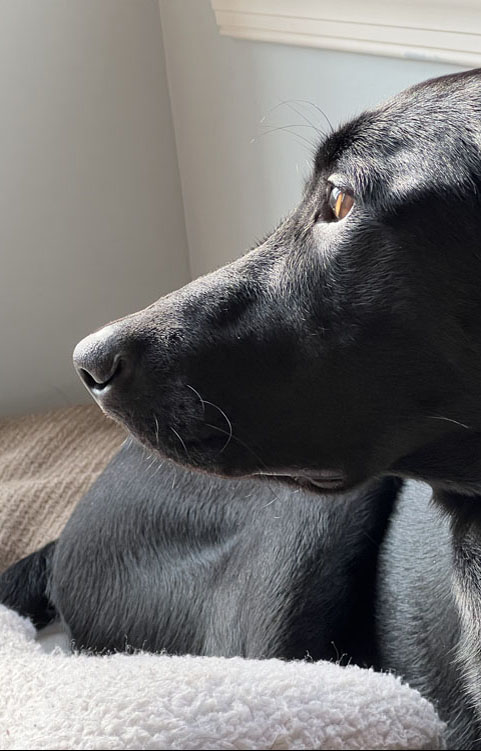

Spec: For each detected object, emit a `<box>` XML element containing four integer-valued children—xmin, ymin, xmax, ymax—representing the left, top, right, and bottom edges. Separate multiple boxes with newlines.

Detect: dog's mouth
<box><xmin>304</xmin><ymin>475</ymin><xmax>347</xmax><ymax>491</ymax></box>
<box><xmin>254</xmin><ymin>469</ymin><xmax>348</xmax><ymax>493</ymax></box>
<box><xmin>103</xmin><ymin>398</ymin><xmax>353</xmax><ymax>493</ymax></box>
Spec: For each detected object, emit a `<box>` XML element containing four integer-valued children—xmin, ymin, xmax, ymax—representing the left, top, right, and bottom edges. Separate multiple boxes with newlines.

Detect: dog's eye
<box><xmin>327</xmin><ymin>184</ymin><xmax>354</xmax><ymax>221</ymax></box>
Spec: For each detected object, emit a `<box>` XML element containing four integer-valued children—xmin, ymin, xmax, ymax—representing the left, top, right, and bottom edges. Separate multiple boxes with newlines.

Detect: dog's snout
<box><xmin>73</xmin><ymin>325</ymin><xmax>128</xmax><ymax>395</ymax></box>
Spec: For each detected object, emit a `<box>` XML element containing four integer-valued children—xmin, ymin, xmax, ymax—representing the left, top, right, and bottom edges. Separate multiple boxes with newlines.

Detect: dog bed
<box><xmin>0</xmin><ymin>405</ymin><xmax>446</xmax><ymax>750</ymax></box>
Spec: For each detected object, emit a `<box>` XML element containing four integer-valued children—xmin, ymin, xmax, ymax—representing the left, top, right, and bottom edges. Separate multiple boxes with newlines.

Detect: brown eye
<box><xmin>327</xmin><ymin>184</ymin><xmax>354</xmax><ymax>220</ymax></box>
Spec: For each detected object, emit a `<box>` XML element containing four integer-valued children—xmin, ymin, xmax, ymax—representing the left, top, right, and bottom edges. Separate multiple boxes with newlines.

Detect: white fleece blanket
<box><xmin>0</xmin><ymin>606</ymin><xmax>446</xmax><ymax>751</ymax></box>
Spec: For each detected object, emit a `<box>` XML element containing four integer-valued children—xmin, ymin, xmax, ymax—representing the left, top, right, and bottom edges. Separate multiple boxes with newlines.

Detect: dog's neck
<box><xmin>433</xmin><ymin>480</ymin><xmax>481</xmax><ymax>727</ymax></box>
<box><xmin>393</xmin><ymin>429</ymin><xmax>481</xmax><ymax>501</ymax></box>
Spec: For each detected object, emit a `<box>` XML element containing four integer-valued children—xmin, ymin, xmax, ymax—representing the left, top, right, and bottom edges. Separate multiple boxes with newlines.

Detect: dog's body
<box><xmin>3</xmin><ymin>69</ymin><xmax>481</xmax><ymax>747</ymax></box>
<box><xmin>45</xmin><ymin>444</ymin><xmax>397</xmax><ymax>664</ymax></box>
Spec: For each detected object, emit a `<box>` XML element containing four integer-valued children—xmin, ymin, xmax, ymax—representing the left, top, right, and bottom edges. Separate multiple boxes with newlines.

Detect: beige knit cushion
<box><xmin>0</xmin><ymin>405</ymin><xmax>126</xmax><ymax>572</ymax></box>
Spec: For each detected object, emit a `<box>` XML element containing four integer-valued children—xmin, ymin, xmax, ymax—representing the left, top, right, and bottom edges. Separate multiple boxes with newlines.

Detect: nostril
<box><xmin>77</xmin><ymin>354</ymin><xmax>123</xmax><ymax>392</ymax></box>
<box><xmin>79</xmin><ymin>368</ymin><xmax>100</xmax><ymax>391</ymax></box>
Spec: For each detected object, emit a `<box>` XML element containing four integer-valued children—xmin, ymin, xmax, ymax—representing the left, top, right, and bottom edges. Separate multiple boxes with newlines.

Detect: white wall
<box><xmin>159</xmin><ymin>0</ymin><xmax>462</xmax><ymax>279</ymax></box>
<box><xmin>0</xmin><ymin>0</ymin><xmax>190</xmax><ymax>416</ymax></box>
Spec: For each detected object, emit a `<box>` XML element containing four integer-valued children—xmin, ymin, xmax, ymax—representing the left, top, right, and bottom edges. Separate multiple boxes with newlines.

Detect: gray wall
<box><xmin>159</xmin><ymin>0</ymin><xmax>461</xmax><ymax>278</ymax></box>
<box><xmin>0</xmin><ymin>0</ymin><xmax>190</xmax><ymax>416</ymax></box>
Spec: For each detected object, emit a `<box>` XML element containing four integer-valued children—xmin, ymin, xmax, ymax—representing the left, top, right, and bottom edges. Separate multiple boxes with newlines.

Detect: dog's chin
<box><xmin>108</xmin><ymin>416</ymin><xmax>255</xmax><ymax>477</ymax></box>
<box><xmin>104</xmin><ymin>407</ymin><xmax>363</xmax><ymax>492</ymax></box>
<box><xmin>164</xmin><ymin>443</ymin><xmax>356</xmax><ymax>492</ymax></box>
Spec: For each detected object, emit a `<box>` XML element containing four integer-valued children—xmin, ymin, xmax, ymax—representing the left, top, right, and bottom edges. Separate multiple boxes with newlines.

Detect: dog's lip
<box><xmin>306</xmin><ymin>476</ymin><xmax>346</xmax><ymax>490</ymax></box>
<box><xmin>254</xmin><ymin>468</ymin><xmax>347</xmax><ymax>490</ymax></box>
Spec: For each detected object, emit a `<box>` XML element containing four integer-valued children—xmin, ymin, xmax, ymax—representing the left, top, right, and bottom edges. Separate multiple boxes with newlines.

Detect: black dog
<box><xmin>3</xmin><ymin>68</ymin><xmax>481</xmax><ymax>747</ymax></box>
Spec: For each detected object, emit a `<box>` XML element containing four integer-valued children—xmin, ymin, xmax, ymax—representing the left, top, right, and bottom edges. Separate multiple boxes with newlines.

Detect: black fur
<box><xmin>0</xmin><ymin>541</ymin><xmax>56</xmax><ymax>628</ymax></box>
<box><xmin>49</xmin><ymin>442</ymin><xmax>398</xmax><ymax>663</ymax></box>
<box><xmin>4</xmin><ymin>69</ymin><xmax>481</xmax><ymax>748</ymax></box>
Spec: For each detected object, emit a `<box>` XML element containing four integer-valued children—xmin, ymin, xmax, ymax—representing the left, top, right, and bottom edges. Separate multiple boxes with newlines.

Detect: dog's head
<box><xmin>74</xmin><ymin>69</ymin><xmax>481</xmax><ymax>493</ymax></box>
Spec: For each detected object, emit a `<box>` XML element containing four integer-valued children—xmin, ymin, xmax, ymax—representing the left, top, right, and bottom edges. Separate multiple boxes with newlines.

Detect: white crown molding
<box><xmin>210</xmin><ymin>0</ymin><xmax>481</xmax><ymax>67</ymax></box>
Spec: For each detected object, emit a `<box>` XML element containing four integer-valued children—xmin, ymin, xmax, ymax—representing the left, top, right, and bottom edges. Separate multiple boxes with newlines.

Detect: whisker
<box><xmin>287</xmin><ymin>99</ymin><xmax>334</xmax><ymax>133</ymax></box>
<box><xmin>284</xmin><ymin>101</ymin><xmax>325</xmax><ymax>137</ymax></box>
<box><xmin>261</xmin><ymin>98</ymin><xmax>333</xmax><ymax>134</ymax></box>
<box><xmin>202</xmin><ymin>420</ymin><xmax>268</xmax><ymax>470</ymax></box>
<box><xmin>186</xmin><ymin>384</ymin><xmax>206</xmax><ymax>417</ymax></box>
<box><xmin>254</xmin><ymin>123</ymin><xmax>317</xmax><ymax>148</ymax></box>
<box><xmin>428</xmin><ymin>415</ymin><xmax>472</xmax><ymax>430</ymax></box>
<box><xmin>153</xmin><ymin>414</ymin><xmax>160</xmax><ymax>446</ymax></box>
<box><xmin>170</xmin><ymin>426</ymin><xmax>190</xmax><ymax>459</ymax></box>
<box><xmin>202</xmin><ymin>400</ymin><xmax>233</xmax><ymax>453</ymax></box>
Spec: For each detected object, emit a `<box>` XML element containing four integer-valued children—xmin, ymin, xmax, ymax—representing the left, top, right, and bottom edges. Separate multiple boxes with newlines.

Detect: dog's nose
<box><xmin>73</xmin><ymin>325</ymin><xmax>127</xmax><ymax>395</ymax></box>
